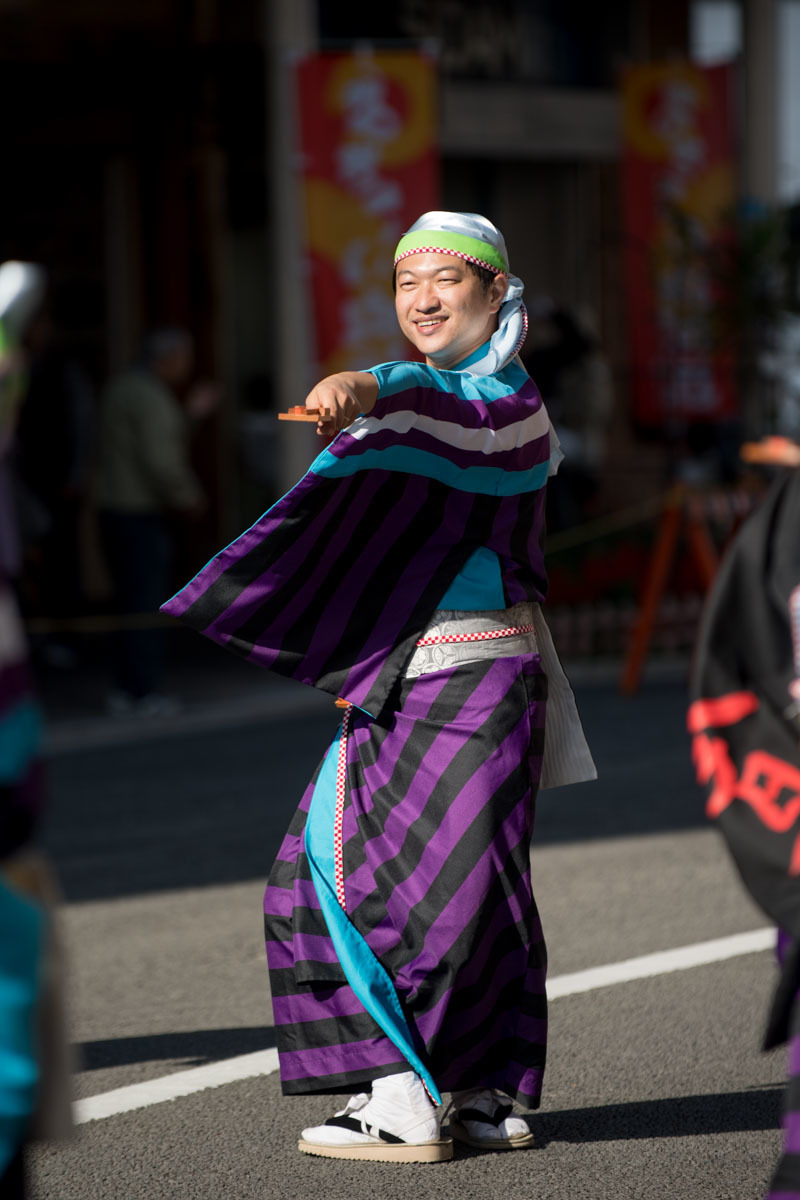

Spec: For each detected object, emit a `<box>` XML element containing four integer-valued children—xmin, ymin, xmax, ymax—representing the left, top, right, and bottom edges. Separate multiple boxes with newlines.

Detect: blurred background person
<box><xmin>94</xmin><ymin>327</ymin><xmax>215</xmax><ymax>717</ymax></box>
<box><xmin>14</xmin><ymin>295</ymin><xmax>96</xmax><ymax>671</ymax></box>
<box><xmin>0</xmin><ymin>260</ymin><xmax>71</xmax><ymax>1199</ymax></box>
<box><xmin>523</xmin><ymin>297</ymin><xmax>614</xmax><ymax>532</ymax></box>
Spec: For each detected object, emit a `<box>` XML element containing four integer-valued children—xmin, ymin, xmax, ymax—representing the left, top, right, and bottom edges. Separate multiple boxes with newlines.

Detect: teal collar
<box><xmin>449</xmin><ymin>340</ymin><xmax>493</xmax><ymax>373</ymax></box>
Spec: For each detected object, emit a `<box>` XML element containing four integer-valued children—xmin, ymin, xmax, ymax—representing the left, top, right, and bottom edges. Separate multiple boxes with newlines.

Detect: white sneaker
<box><xmin>299</xmin><ymin>1072</ymin><xmax>453</xmax><ymax>1162</ymax></box>
<box><xmin>450</xmin><ymin>1087</ymin><xmax>534</xmax><ymax>1150</ymax></box>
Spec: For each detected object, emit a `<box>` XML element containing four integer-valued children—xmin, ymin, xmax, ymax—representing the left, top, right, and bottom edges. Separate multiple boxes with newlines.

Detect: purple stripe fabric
<box><xmin>389</xmin><ymin>766</ymin><xmax>530</xmax><ymax>948</ymax></box>
<box><xmin>263</xmin><ymin>650</ymin><xmax>547</xmax><ymax>1106</ymax></box>
<box><xmin>494</xmin><ymin>1061</ymin><xmax>545</xmax><ymax>1105</ymax></box>
<box><xmin>263</xmin><ymin>878</ymin><xmax>322</xmax><ymax>918</ymax></box>
<box><xmin>337</xmin><ymin>489</ymin><xmax>476</xmax><ymax>702</ymax></box>
<box><xmin>271</xmin><ymin>984</ymin><xmax>370</xmax><ymax>1026</ymax></box>
<box><xmin>485</xmin><ymin>490</ymin><xmax>547</xmax><ymax>606</ymax></box>
<box><xmin>266</xmin><ymin>932</ymin><xmax>341</xmax><ymax>968</ymax></box>
<box><xmin>415</xmin><ymin>931</ymin><xmax>544</xmax><ymax>1045</ymax></box>
<box><xmin>346</xmin><ymin>665</ymin><xmax>527</xmax><ymax>898</ymax></box>
<box><xmin>204</xmin><ymin>473</ymin><xmax>384</xmax><ymax>646</ymax></box>
<box><xmin>790</xmin><ymin>1034</ymin><xmax>800</xmax><ymax>1076</ymax></box>
<box><xmin>279</xmin><ymin>1037</ymin><xmax>407</xmax><ymax>1082</ymax></box>
<box><xmin>784</xmin><ymin>1115</ymin><xmax>800</xmax><ymax>1156</ymax></box>
<box><xmin>437</xmin><ymin>1028</ymin><xmax>531</xmax><ymax>1086</ymax></box>
<box><xmin>162</xmin><ymin>367</ymin><xmax>549</xmax><ymax>725</ymax></box>
<box><xmin>269</xmin><ymin>815</ymin><xmax>310</xmax><ymax>871</ymax></box>
<box><xmin>367</xmin><ymin>381</ymin><xmax>543</xmax><ymax>433</ymax></box>
<box><xmin>393</xmin><ymin>793</ymin><xmax>533</xmax><ymax>990</ymax></box>
<box><xmin>162</xmin><ymin>472</ymin><xmax>322</xmax><ymax>616</ymax></box>
<box><xmin>438</xmin><ymin>872</ymin><xmax>536</xmax><ymax>993</ymax></box>
<box><xmin>296</xmin><ymin>476</ymin><xmax>431</xmax><ymax>687</ymax></box>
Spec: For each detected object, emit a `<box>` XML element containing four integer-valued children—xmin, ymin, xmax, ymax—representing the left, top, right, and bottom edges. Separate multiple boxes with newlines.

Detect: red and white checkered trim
<box><xmin>332</xmin><ymin>628</ymin><xmax>534</xmax><ymax>907</ymax></box>
<box><xmin>513</xmin><ymin>302</ymin><xmax>529</xmax><ymax>357</ymax></box>
<box><xmin>415</xmin><ymin>623</ymin><xmax>535</xmax><ymax>648</ymax></box>
<box><xmin>331</xmin><ymin>694</ymin><xmax>462</xmax><ymax>1107</ymax></box>
<box><xmin>334</xmin><ymin>704</ymin><xmax>352</xmax><ymax>912</ymax></box>
<box><xmin>394</xmin><ymin>245</ymin><xmax>506</xmax><ymax>276</ymax></box>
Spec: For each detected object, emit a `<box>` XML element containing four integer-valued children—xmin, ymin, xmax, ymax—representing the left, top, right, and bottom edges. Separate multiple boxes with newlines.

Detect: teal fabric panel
<box><xmin>367</xmin><ymin>356</ymin><xmax>527</xmax><ymax>403</ymax></box>
<box><xmin>0</xmin><ymin>701</ymin><xmax>42</xmax><ymax>785</ymax></box>
<box><xmin>304</xmin><ymin>725</ymin><xmax>441</xmax><ymax>1104</ymax></box>
<box><xmin>437</xmin><ymin>547</ymin><xmax>505</xmax><ymax>610</ymax></box>
<box><xmin>0</xmin><ymin>877</ymin><xmax>43</xmax><ymax>1175</ymax></box>
<box><xmin>313</xmin><ymin>446</ymin><xmax>548</xmax><ymax>495</ymax></box>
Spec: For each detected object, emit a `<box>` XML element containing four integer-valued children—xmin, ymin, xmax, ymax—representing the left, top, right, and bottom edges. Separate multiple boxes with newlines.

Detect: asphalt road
<box><xmin>28</xmin><ymin>674</ymin><xmax>786</xmax><ymax>1200</ymax></box>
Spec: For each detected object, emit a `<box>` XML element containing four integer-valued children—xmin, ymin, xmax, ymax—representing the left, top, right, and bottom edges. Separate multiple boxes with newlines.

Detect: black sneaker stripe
<box><xmin>456</xmin><ymin>1104</ymin><xmax>513</xmax><ymax>1127</ymax></box>
<box><xmin>323</xmin><ymin>1115</ymin><xmax>405</xmax><ymax>1144</ymax></box>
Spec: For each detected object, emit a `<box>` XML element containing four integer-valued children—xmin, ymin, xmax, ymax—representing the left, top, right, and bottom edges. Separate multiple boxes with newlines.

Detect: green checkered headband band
<box><xmin>394</xmin><ymin>229</ymin><xmax>508</xmax><ymax>274</ymax></box>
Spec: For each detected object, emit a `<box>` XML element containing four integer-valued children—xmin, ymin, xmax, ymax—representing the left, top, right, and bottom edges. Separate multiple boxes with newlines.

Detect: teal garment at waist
<box><xmin>437</xmin><ymin>546</ymin><xmax>505</xmax><ymax>610</ymax></box>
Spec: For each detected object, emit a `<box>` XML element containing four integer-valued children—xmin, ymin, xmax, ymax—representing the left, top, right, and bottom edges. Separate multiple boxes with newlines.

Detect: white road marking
<box><xmin>547</xmin><ymin>926</ymin><xmax>775</xmax><ymax>999</ymax></box>
<box><xmin>74</xmin><ymin>1049</ymin><xmax>280</xmax><ymax>1124</ymax></box>
<box><xmin>74</xmin><ymin>926</ymin><xmax>775</xmax><ymax>1125</ymax></box>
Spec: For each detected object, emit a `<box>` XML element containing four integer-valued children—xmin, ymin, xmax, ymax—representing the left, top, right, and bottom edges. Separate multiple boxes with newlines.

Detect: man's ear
<box><xmin>489</xmin><ymin>273</ymin><xmax>509</xmax><ymax>313</ymax></box>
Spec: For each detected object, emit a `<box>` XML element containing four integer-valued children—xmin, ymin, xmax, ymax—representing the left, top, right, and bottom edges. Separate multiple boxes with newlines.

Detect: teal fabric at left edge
<box><xmin>304</xmin><ymin>725</ymin><xmax>441</xmax><ymax>1105</ymax></box>
<box><xmin>0</xmin><ymin>701</ymin><xmax>42</xmax><ymax>785</ymax></box>
<box><xmin>0</xmin><ymin>877</ymin><xmax>44</xmax><ymax>1176</ymax></box>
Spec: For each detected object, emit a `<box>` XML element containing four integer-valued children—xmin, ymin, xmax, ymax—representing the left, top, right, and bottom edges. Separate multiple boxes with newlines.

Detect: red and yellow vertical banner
<box><xmin>295</xmin><ymin>50</ymin><xmax>439</xmax><ymax>377</ymax></box>
<box><xmin>622</xmin><ymin>62</ymin><xmax>737</xmax><ymax>425</ymax></box>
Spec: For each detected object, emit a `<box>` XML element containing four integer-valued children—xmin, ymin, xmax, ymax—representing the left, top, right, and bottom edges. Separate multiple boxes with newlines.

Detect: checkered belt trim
<box><xmin>331</xmin><ymin>690</ymin><xmax>457</xmax><ymax>1107</ymax></box>
<box><xmin>415</xmin><ymin>623</ymin><xmax>535</xmax><ymax>648</ymax></box>
<box><xmin>334</xmin><ymin>704</ymin><xmax>351</xmax><ymax>912</ymax></box>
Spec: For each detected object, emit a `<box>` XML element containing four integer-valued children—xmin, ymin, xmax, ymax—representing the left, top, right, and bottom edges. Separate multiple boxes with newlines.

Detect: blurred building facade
<box><xmin>0</xmin><ymin>0</ymin><xmax>792</xmax><ymax>567</ymax></box>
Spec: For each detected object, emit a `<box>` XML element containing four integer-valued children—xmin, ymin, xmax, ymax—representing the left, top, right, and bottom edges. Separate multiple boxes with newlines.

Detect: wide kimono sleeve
<box><xmin>161</xmin><ymin>360</ymin><xmax>552</xmax><ymax>718</ymax></box>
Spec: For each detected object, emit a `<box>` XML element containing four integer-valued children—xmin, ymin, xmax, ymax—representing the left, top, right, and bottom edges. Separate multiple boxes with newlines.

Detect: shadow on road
<box><xmin>77</xmin><ymin>1026</ymin><xmax>277</xmax><ymax>1071</ymax></box>
<box><xmin>44</xmin><ymin>681</ymin><xmax>706</xmax><ymax>903</ymax></box>
<box><xmin>448</xmin><ymin>1085</ymin><xmax>782</xmax><ymax>1156</ymax></box>
<box><xmin>533</xmin><ymin>1085</ymin><xmax>782</xmax><ymax>1143</ymax></box>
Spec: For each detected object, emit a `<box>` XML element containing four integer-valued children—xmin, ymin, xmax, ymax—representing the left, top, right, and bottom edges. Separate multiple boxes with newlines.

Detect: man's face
<box><xmin>394</xmin><ymin>252</ymin><xmax>507</xmax><ymax>370</ymax></box>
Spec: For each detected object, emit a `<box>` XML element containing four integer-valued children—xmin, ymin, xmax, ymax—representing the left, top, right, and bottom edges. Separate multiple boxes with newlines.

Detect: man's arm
<box><xmin>305</xmin><ymin>371</ymin><xmax>378</xmax><ymax>435</ymax></box>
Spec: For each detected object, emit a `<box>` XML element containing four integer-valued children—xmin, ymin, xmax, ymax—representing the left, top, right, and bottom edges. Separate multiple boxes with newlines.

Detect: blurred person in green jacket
<box><xmin>95</xmin><ymin>328</ymin><xmax>213</xmax><ymax>716</ymax></box>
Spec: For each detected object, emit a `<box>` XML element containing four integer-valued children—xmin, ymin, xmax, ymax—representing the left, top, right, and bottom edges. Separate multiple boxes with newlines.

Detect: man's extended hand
<box><xmin>305</xmin><ymin>372</ymin><xmax>378</xmax><ymax>435</ymax></box>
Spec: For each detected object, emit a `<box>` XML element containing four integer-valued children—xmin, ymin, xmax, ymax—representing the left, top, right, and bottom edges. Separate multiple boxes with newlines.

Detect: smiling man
<box><xmin>162</xmin><ymin>211</ymin><xmax>595</xmax><ymax>1163</ymax></box>
<box><xmin>394</xmin><ymin>251</ymin><xmax>506</xmax><ymax>366</ymax></box>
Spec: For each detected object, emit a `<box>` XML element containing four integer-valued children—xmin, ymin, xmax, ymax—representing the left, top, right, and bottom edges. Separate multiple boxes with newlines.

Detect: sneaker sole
<box><xmin>298</xmin><ymin>1136</ymin><xmax>453</xmax><ymax>1162</ymax></box>
<box><xmin>450</xmin><ymin>1120</ymin><xmax>535</xmax><ymax>1151</ymax></box>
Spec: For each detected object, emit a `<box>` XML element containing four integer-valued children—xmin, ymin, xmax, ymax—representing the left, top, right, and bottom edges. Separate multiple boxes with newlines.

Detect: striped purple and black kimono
<box><xmin>162</xmin><ymin>351</ymin><xmax>594</xmax><ymax>1108</ymax></box>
